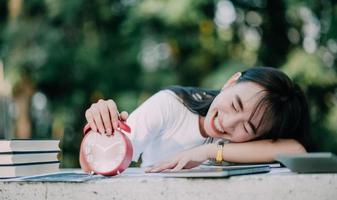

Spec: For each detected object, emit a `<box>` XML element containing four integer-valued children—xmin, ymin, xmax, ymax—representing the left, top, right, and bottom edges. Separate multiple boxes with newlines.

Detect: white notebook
<box><xmin>0</xmin><ymin>140</ymin><xmax>60</xmax><ymax>153</ymax></box>
<box><xmin>122</xmin><ymin>165</ymin><xmax>271</xmax><ymax>178</ymax></box>
<box><xmin>0</xmin><ymin>152</ymin><xmax>59</xmax><ymax>165</ymax></box>
<box><xmin>276</xmin><ymin>152</ymin><xmax>337</xmax><ymax>173</ymax></box>
<box><xmin>0</xmin><ymin>162</ymin><xmax>60</xmax><ymax>178</ymax></box>
<box><xmin>152</xmin><ymin>165</ymin><xmax>270</xmax><ymax>178</ymax></box>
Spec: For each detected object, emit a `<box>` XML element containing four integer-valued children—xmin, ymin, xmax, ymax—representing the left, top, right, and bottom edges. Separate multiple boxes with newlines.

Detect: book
<box><xmin>0</xmin><ymin>162</ymin><xmax>60</xmax><ymax>178</ymax></box>
<box><xmin>5</xmin><ymin>171</ymin><xmax>108</xmax><ymax>182</ymax></box>
<box><xmin>0</xmin><ymin>139</ymin><xmax>60</xmax><ymax>153</ymax></box>
<box><xmin>152</xmin><ymin>165</ymin><xmax>271</xmax><ymax>178</ymax></box>
<box><xmin>3</xmin><ymin>165</ymin><xmax>271</xmax><ymax>182</ymax></box>
<box><xmin>0</xmin><ymin>139</ymin><xmax>61</xmax><ymax>178</ymax></box>
<box><xmin>276</xmin><ymin>152</ymin><xmax>337</xmax><ymax>173</ymax></box>
<box><xmin>0</xmin><ymin>152</ymin><xmax>59</xmax><ymax>165</ymax></box>
<box><xmin>201</xmin><ymin>161</ymin><xmax>281</xmax><ymax>168</ymax></box>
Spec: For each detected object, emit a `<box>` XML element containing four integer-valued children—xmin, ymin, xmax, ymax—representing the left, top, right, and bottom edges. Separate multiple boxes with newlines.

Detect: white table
<box><xmin>1</xmin><ymin>168</ymin><xmax>336</xmax><ymax>200</ymax></box>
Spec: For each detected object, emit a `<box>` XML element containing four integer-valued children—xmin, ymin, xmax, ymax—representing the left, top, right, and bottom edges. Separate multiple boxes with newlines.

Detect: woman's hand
<box><xmin>85</xmin><ymin>99</ymin><xmax>128</xmax><ymax>135</ymax></box>
<box><xmin>145</xmin><ymin>144</ymin><xmax>217</xmax><ymax>172</ymax></box>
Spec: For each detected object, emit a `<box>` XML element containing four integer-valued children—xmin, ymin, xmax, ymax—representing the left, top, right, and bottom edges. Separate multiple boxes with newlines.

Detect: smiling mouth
<box><xmin>211</xmin><ymin>111</ymin><xmax>225</xmax><ymax>134</ymax></box>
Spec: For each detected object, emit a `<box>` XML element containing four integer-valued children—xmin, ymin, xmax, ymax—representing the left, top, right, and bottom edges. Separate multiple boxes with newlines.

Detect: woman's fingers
<box><xmin>120</xmin><ymin>111</ymin><xmax>129</xmax><ymax>121</ymax></box>
<box><xmin>106</xmin><ymin>100</ymin><xmax>119</xmax><ymax>130</ymax></box>
<box><xmin>90</xmin><ymin>104</ymin><xmax>105</xmax><ymax>134</ymax></box>
<box><xmin>85</xmin><ymin>99</ymin><xmax>129</xmax><ymax>135</ymax></box>
<box><xmin>170</xmin><ymin>159</ymin><xmax>188</xmax><ymax>172</ymax></box>
<box><xmin>85</xmin><ymin>109</ymin><xmax>97</xmax><ymax>132</ymax></box>
<box><xmin>97</xmin><ymin>100</ymin><xmax>113</xmax><ymax>135</ymax></box>
<box><xmin>146</xmin><ymin>160</ymin><xmax>178</xmax><ymax>173</ymax></box>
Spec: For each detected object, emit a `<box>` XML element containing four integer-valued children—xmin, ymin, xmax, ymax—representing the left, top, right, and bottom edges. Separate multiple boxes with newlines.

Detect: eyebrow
<box><xmin>235</xmin><ymin>95</ymin><xmax>257</xmax><ymax>135</ymax></box>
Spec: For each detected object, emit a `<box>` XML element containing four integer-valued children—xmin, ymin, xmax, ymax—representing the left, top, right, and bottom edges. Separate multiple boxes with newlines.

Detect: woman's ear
<box><xmin>222</xmin><ymin>72</ymin><xmax>242</xmax><ymax>90</ymax></box>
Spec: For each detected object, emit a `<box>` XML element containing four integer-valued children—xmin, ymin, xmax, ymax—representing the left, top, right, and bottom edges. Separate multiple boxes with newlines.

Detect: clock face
<box><xmin>82</xmin><ymin>130</ymin><xmax>127</xmax><ymax>173</ymax></box>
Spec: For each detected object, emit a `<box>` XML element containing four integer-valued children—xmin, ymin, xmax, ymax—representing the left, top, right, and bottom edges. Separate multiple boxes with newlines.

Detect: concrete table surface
<box><xmin>1</xmin><ymin>168</ymin><xmax>337</xmax><ymax>200</ymax></box>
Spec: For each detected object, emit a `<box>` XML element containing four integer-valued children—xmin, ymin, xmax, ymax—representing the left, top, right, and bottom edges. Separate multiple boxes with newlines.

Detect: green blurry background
<box><xmin>0</xmin><ymin>0</ymin><xmax>337</xmax><ymax>167</ymax></box>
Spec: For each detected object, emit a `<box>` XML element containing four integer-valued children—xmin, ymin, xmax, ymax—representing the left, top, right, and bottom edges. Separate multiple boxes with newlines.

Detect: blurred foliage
<box><xmin>0</xmin><ymin>0</ymin><xmax>337</xmax><ymax>167</ymax></box>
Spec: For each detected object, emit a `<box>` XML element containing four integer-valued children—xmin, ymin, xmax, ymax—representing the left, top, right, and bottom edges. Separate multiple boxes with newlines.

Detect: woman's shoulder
<box><xmin>127</xmin><ymin>89</ymin><xmax>187</xmax><ymax>133</ymax></box>
<box><xmin>153</xmin><ymin>89</ymin><xmax>177</xmax><ymax>97</ymax></box>
<box><xmin>136</xmin><ymin>89</ymin><xmax>189</xmax><ymax>120</ymax></box>
<box><xmin>131</xmin><ymin>89</ymin><xmax>184</xmax><ymax>115</ymax></box>
<box><xmin>149</xmin><ymin>89</ymin><xmax>183</xmax><ymax>105</ymax></box>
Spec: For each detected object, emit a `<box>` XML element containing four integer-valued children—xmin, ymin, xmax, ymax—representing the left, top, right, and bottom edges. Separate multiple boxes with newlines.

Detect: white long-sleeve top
<box><xmin>126</xmin><ymin>90</ymin><xmax>207</xmax><ymax>167</ymax></box>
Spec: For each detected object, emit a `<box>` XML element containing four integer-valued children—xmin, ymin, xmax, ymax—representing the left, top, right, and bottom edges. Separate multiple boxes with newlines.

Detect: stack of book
<box><xmin>0</xmin><ymin>139</ymin><xmax>60</xmax><ymax>178</ymax></box>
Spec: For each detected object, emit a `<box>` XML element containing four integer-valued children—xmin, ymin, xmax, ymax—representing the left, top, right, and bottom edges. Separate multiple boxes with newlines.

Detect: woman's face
<box><xmin>202</xmin><ymin>80</ymin><xmax>266</xmax><ymax>142</ymax></box>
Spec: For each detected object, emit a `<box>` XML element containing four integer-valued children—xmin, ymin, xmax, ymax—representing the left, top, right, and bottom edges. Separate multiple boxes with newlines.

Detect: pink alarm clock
<box><xmin>79</xmin><ymin>121</ymin><xmax>133</xmax><ymax>176</ymax></box>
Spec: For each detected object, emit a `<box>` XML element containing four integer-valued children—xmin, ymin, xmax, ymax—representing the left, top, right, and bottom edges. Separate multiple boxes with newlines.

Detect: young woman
<box><xmin>84</xmin><ymin>67</ymin><xmax>310</xmax><ymax>172</ymax></box>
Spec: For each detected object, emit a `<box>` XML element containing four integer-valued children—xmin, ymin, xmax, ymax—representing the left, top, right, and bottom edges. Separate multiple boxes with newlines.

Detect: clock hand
<box><xmin>94</xmin><ymin>141</ymin><xmax>122</xmax><ymax>152</ymax></box>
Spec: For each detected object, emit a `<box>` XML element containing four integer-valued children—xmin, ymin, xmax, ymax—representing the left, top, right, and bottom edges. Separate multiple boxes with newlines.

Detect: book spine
<box><xmin>0</xmin><ymin>151</ymin><xmax>60</xmax><ymax>154</ymax></box>
<box><xmin>0</xmin><ymin>161</ymin><xmax>60</xmax><ymax>167</ymax></box>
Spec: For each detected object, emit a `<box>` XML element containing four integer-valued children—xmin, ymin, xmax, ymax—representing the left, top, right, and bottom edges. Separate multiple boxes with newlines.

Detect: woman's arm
<box><xmin>146</xmin><ymin>139</ymin><xmax>306</xmax><ymax>172</ymax></box>
<box><xmin>216</xmin><ymin>139</ymin><xmax>307</xmax><ymax>163</ymax></box>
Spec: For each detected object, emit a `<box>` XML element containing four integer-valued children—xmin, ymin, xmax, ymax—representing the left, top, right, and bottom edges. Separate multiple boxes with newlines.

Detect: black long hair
<box><xmin>166</xmin><ymin>67</ymin><xmax>313</xmax><ymax>151</ymax></box>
